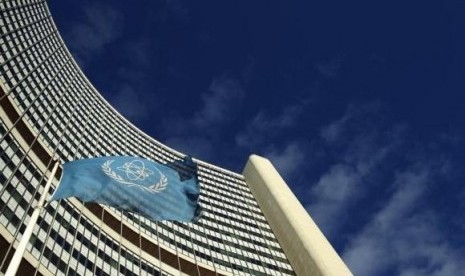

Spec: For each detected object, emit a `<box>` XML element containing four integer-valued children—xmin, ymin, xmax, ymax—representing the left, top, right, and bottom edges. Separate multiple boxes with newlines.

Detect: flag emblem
<box><xmin>102</xmin><ymin>160</ymin><xmax>168</xmax><ymax>193</ymax></box>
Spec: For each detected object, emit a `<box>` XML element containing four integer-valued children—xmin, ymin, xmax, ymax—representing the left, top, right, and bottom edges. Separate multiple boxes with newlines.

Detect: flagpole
<box><xmin>5</xmin><ymin>160</ymin><xmax>60</xmax><ymax>276</ymax></box>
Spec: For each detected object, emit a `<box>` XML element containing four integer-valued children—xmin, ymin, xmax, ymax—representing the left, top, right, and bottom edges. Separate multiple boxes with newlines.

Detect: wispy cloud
<box><xmin>110</xmin><ymin>84</ymin><xmax>150</xmax><ymax>121</ymax></box>
<box><xmin>161</xmin><ymin>76</ymin><xmax>244</xmax><ymax>161</ymax></box>
<box><xmin>265</xmin><ymin>141</ymin><xmax>306</xmax><ymax>179</ymax></box>
<box><xmin>308</xmin><ymin>164</ymin><xmax>360</xmax><ymax>230</ymax></box>
<box><xmin>305</xmin><ymin>102</ymin><xmax>464</xmax><ymax>275</ymax></box>
<box><xmin>234</xmin><ymin>99</ymin><xmax>311</xmax><ymax>181</ymax></box>
<box><xmin>319</xmin><ymin>110</ymin><xmax>351</xmax><ymax>143</ymax></box>
<box><xmin>192</xmin><ymin>77</ymin><xmax>244</xmax><ymax>128</ymax></box>
<box><xmin>320</xmin><ymin>102</ymin><xmax>382</xmax><ymax>144</ymax></box>
<box><xmin>343</xmin><ymin>162</ymin><xmax>464</xmax><ymax>276</ymax></box>
<box><xmin>102</xmin><ymin>38</ymin><xmax>157</xmax><ymax>124</ymax></box>
<box><xmin>236</xmin><ymin>101</ymin><xmax>308</xmax><ymax>149</ymax></box>
<box><xmin>308</xmin><ymin>103</ymin><xmax>402</xmax><ymax>235</ymax></box>
<box><xmin>165</xmin><ymin>0</ymin><xmax>190</xmax><ymax>21</ymax></box>
<box><xmin>120</xmin><ymin>39</ymin><xmax>153</xmax><ymax>69</ymax></box>
<box><xmin>315</xmin><ymin>56</ymin><xmax>343</xmax><ymax>77</ymax></box>
<box><xmin>67</xmin><ymin>3</ymin><xmax>123</xmax><ymax>64</ymax></box>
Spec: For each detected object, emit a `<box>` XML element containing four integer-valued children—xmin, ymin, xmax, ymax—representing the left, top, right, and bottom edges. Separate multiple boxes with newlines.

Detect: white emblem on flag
<box><xmin>117</xmin><ymin>160</ymin><xmax>153</xmax><ymax>180</ymax></box>
<box><xmin>102</xmin><ymin>160</ymin><xmax>168</xmax><ymax>193</ymax></box>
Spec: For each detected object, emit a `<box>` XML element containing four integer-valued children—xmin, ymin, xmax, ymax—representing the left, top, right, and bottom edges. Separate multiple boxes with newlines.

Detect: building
<box><xmin>0</xmin><ymin>1</ymin><xmax>351</xmax><ymax>275</ymax></box>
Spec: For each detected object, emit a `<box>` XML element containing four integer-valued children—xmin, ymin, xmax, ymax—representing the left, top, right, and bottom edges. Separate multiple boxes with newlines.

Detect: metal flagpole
<box><xmin>5</xmin><ymin>160</ymin><xmax>60</xmax><ymax>276</ymax></box>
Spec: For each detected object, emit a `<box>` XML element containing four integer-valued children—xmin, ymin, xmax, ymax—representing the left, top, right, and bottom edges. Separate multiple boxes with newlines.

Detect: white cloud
<box><xmin>308</xmin><ymin>103</ymin><xmax>401</xmax><ymax>235</ymax></box>
<box><xmin>122</xmin><ymin>39</ymin><xmax>152</xmax><ymax>68</ymax></box>
<box><xmin>307</xmin><ymin>164</ymin><xmax>359</xmax><ymax>231</ymax></box>
<box><xmin>192</xmin><ymin>77</ymin><xmax>243</xmax><ymax>128</ymax></box>
<box><xmin>265</xmin><ymin>141</ymin><xmax>306</xmax><ymax>179</ymax></box>
<box><xmin>234</xmin><ymin>100</ymin><xmax>310</xmax><ymax>181</ymax></box>
<box><xmin>161</xmin><ymin>76</ymin><xmax>243</xmax><ymax>161</ymax></box>
<box><xmin>165</xmin><ymin>0</ymin><xmax>190</xmax><ymax>20</ymax></box>
<box><xmin>320</xmin><ymin>102</ymin><xmax>383</xmax><ymax>144</ymax></box>
<box><xmin>236</xmin><ymin>101</ymin><xmax>307</xmax><ymax>148</ymax></box>
<box><xmin>343</xmin><ymin>164</ymin><xmax>465</xmax><ymax>276</ymax></box>
<box><xmin>111</xmin><ymin>84</ymin><xmax>149</xmax><ymax>121</ymax></box>
<box><xmin>305</xmin><ymin>102</ymin><xmax>465</xmax><ymax>276</ymax></box>
<box><xmin>68</xmin><ymin>3</ymin><xmax>123</xmax><ymax>62</ymax></box>
<box><xmin>315</xmin><ymin>56</ymin><xmax>343</xmax><ymax>77</ymax></box>
<box><xmin>319</xmin><ymin>111</ymin><xmax>350</xmax><ymax>143</ymax></box>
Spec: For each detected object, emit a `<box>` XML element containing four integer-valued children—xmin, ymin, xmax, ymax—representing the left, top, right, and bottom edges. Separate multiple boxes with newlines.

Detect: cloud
<box><xmin>343</xmin><ymin>163</ymin><xmax>465</xmax><ymax>276</ymax></box>
<box><xmin>234</xmin><ymin>100</ymin><xmax>311</xmax><ymax>180</ymax></box>
<box><xmin>307</xmin><ymin>164</ymin><xmax>359</xmax><ymax>231</ymax></box>
<box><xmin>161</xmin><ymin>76</ymin><xmax>244</xmax><ymax>161</ymax></box>
<box><xmin>165</xmin><ymin>0</ymin><xmax>190</xmax><ymax>21</ymax></box>
<box><xmin>121</xmin><ymin>39</ymin><xmax>152</xmax><ymax>69</ymax></box>
<box><xmin>265</xmin><ymin>141</ymin><xmax>306</xmax><ymax>179</ymax></box>
<box><xmin>192</xmin><ymin>77</ymin><xmax>244</xmax><ymax>128</ymax></box>
<box><xmin>236</xmin><ymin>101</ymin><xmax>308</xmax><ymax>148</ymax></box>
<box><xmin>305</xmin><ymin>102</ymin><xmax>464</xmax><ymax>276</ymax></box>
<box><xmin>307</xmin><ymin>103</ymin><xmax>402</xmax><ymax>235</ymax></box>
<box><xmin>320</xmin><ymin>102</ymin><xmax>382</xmax><ymax>144</ymax></box>
<box><xmin>315</xmin><ymin>56</ymin><xmax>343</xmax><ymax>77</ymax></box>
<box><xmin>111</xmin><ymin>84</ymin><xmax>150</xmax><ymax>121</ymax></box>
<box><xmin>319</xmin><ymin>111</ymin><xmax>350</xmax><ymax>143</ymax></box>
<box><xmin>67</xmin><ymin>3</ymin><xmax>123</xmax><ymax>63</ymax></box>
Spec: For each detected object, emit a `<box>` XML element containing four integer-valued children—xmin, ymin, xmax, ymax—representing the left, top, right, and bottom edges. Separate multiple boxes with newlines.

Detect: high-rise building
<box><xmin>0</xmin><ymin>1</ymin><xmax>351</xmax><ymax>275</ymax></box>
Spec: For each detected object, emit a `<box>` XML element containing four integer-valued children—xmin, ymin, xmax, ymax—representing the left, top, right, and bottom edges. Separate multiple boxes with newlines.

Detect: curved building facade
<box><xmin>0</xmin><ymin>1</ymin><xmax>351</xmax><ymax>275</ymax></box>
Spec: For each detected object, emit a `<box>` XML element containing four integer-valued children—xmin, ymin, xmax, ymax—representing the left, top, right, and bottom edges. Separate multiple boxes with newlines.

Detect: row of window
<box><xmin>0</xmin><ymin>2</ymin><xmax>53</xmax><ymax>65</ymax></box>
<box><xmin>0</xmin><ymin>1</ymin><xmax>47</xmax><ymax>35</ymax></box>
<box><xmin>131</xmin><ymin>212</ymin><xmax>290</xmax><ymax>268</ymax></box>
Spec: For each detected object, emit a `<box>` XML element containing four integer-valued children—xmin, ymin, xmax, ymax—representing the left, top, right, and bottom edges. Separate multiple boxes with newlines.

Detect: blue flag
<box><xmin>51</xmin><ymin>156</ymin><xmax>202</xmax><ymax>222</ymax></box>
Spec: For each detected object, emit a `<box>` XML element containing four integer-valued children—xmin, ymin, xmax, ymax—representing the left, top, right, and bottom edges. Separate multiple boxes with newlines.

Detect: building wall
<box><xmin>243</xmin><ymin>155</ymin><xmax>352</xmax><ymax>276</ymax></box>
<box><xmin>0</xmin><ymin>1</ymin><xmax>295</xmax><ymax>275</ymax></box>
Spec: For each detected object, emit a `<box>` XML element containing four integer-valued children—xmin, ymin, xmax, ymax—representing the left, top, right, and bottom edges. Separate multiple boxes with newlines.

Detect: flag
<box><xmin>51</xmin><ymin>156</ymin><xmax>202</xmax><ymax>222</ymax></box>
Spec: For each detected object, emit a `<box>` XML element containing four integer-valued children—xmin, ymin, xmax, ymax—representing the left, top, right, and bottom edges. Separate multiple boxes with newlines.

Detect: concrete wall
<box><xmin>242</xmin><ymin>155</ymin><xmax>352</xmax><ymax>276</ymax></box>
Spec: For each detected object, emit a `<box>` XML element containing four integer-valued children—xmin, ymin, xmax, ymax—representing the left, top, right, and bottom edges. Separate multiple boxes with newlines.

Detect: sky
<box><xmin>48</xmin><ymin>1</ymin><xmax>465</xmax><ymax>275</ymax></box>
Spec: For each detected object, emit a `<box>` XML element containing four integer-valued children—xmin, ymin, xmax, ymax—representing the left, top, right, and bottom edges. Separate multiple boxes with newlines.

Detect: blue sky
<box><xmin>49</xmin><ymin>1</ymin><xmax>465</xmax><ymax>275</ymax></box>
